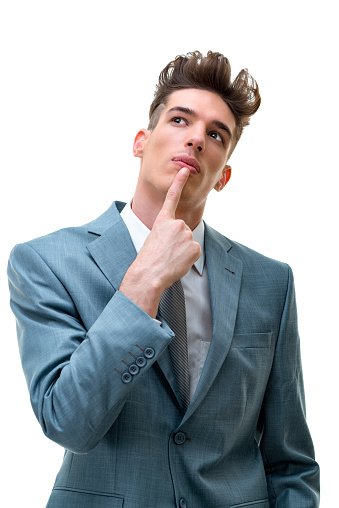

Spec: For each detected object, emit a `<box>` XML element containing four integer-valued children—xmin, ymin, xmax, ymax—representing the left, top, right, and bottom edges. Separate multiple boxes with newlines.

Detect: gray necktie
<box><xmin>159</xmin><ymin>280</ymin><xmax>190</xmax><ymax>412</ymax></box>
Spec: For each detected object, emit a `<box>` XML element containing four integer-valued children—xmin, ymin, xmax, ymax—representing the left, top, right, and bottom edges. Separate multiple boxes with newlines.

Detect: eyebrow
<box><xmin>166</xmin><ymin>106</ymin><xmax>233</xmax><ymax>140</ymax></box>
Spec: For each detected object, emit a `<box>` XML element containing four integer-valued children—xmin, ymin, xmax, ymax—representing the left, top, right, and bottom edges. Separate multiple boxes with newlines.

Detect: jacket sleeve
<box><xmin>259</xmin><ymin>265</ymin><xmax>320</xmax><ymax>507</ymax></box>
<box><xmin>8</xmin><ymin>242</ymin><xmax>174</xmax><ymax>454</ymax></box>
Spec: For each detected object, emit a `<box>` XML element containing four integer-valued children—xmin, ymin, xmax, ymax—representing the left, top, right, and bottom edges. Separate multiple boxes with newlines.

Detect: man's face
<box><xmin>133</xmin><ymin>88</ymin><xmax>236</xmax><ymax>214</ymax></box>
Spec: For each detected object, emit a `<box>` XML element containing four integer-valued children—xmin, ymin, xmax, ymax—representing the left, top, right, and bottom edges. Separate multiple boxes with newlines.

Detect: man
<box><xmin>8</xmin><ymin>51</ymin><xmax>319</xmax><ymax>507</ymax></box>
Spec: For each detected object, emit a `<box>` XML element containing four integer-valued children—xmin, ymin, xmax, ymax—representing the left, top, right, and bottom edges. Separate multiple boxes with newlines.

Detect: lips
<box><xmin>172</xmin><ymin>154</ymin><xmax>200</xmax><ymax>174</ymax></box>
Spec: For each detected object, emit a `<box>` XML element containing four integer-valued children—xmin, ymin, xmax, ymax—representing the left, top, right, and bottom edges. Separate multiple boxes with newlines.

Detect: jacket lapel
<box><xmin>86</xmin><ymin>202</ymin><xmax>138</xmax><ymax>291</ymax></box>
<box><xmin>86</xmin><ymin>202</ymin><xmax>178</xmax><ymax>401</ymax></box>
<box><xmin>155</xmin><ymin>346</ymin><xmax>179</xmax><ymax>405</ymax></box>
<box><xmin>184</xmin><ymin>224</ymin><xmax>243</xmax><ymax>419</ymax></box>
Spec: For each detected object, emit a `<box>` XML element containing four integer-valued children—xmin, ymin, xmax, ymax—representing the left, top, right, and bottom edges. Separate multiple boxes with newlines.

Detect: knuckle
<box><xmin>193</xmin><ymin>242</ymin><xmax>201</xmax><ymax>256</ymax></box>
<box><xmin>166</xmin><ymin>189</ymin><xmax>178</xmax><ymax>202</ymax></box>
<box><xmin>173</xmin><ymin>219</ymin><xmax>186</xmax><ymax>232</ymax></box>
<box><xmin>185</xmin><ymin>229</ymin><xmax>194</xmax><ymax>241</ymax></box>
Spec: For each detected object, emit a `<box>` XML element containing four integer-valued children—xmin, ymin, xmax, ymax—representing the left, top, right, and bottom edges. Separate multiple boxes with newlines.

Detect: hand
<box><xmin>119</xmin><ymin>168</ymin><xmax>201</xmax><ymax>317</ymax></box>
<box><xmin>142</xmin><ymin>167</ymin><xmax>201</xmax><ymax>288</ymax></box>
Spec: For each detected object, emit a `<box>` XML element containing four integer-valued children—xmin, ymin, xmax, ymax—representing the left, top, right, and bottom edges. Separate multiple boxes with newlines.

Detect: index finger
<box><xmin>160</xmin><ymin>167</ymin><xmax>190</xmax><ymax>218</ymax></box>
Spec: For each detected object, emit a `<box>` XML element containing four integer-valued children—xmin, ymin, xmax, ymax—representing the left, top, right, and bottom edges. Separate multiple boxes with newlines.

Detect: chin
<box><xmin>179</xmin><ymin>185</ymin><xmax>201</xmax><ymax>207</ymax></box>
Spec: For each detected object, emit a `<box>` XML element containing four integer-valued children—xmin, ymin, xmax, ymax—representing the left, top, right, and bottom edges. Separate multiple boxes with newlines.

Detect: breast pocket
<box><xmin>231</xmin><ymin>332</ymin><xmax>273</xmax><ymax>349</ymax></box>
<box><xmin>46</xmin><ymin>488</ymin><xmax>124</xmax><ymax>508</ymax></box>
<box><xmin>225</xmin><ymin>333</ymin><xmax>274</xmax><ymax>409</ymax></box>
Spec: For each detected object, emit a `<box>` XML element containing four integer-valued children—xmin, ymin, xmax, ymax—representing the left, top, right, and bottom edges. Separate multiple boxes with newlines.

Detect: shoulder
<box><xmin>205</xmin><ymin>223</ymin><xmax>291</xmax><ymax>282</ymax></box>
<box><xmin>10</xmin><ymin>201</ymin><xmax>126</xmax><ymax>261</ymax></box>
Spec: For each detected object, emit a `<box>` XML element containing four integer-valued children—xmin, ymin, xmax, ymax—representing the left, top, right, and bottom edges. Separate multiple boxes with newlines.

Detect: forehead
<box><xmin>162</xmin><ymin>88</ymin><xmax>236</xmax><ymax>134</ymax></box>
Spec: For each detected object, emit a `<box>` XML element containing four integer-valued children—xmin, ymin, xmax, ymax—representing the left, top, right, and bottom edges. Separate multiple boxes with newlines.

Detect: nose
<box><xmin>185</xmin><ymin>124</ymin><xmax>205</xmax><ymax>153</ymax></box>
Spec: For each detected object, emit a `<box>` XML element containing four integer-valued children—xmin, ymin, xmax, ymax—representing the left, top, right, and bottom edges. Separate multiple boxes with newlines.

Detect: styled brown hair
<box><xmin>148</xmin><ymin>51</ymin><xmax>261</xmax><ymax>158</ymax></box>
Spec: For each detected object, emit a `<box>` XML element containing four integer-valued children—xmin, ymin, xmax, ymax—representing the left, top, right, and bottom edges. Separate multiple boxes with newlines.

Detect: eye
<box><xmin>171</xmin><ymin>116</ymin><xmax>187</xmax><ymax>125</ymax></box>
<box><xmin>209</xmin><ymin>131</ymin><xmax>224</xmax><ymax>143</ymax></box>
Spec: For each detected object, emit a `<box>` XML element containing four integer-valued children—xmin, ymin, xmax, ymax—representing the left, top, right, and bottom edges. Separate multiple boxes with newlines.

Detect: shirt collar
<box><xmin>121</xmin><ymin>201</ymin><xmax>205</xmax><ymax>275</ymax></box>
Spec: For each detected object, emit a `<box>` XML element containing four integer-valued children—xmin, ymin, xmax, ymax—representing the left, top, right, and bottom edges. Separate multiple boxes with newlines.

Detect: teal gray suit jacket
<box><xmin>8</xmin><ymin>201</ymin><xmax>320</xmax><ymax>507</ymax></box>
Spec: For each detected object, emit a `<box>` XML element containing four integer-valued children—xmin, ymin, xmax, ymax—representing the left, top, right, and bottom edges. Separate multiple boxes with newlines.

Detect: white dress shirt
<box><xmin>121</xmin><ymin>202</ymin><xmax>213</xmax><ymax>399</ymax></box>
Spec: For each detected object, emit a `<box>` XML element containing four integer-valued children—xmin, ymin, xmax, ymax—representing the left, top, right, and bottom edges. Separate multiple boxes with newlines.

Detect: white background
<box><xmin>1</xmin><ymin>1</ymin><xmax>337</xmax><ymax>505</ymax></box>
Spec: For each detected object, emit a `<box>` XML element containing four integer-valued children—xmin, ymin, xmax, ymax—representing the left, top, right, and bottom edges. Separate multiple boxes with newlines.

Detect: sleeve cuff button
<box><xmin>129</xmin><ymin>364</ymin><xmax>139</xmax><ymax>375</ymax></box>
<box><xmin>144</xmin><ymin>347</ymin><xmax>155</xmax><ymax>359</ymax></box>
<box><xmin>136</xmin><ymin>356</ymin><xmax>147</xmax><ymax>368</ymax></box>
<box><xmin>121</xmin><ymin>372</ymin><xmax>132</xmax><ymax>383</ymax></box>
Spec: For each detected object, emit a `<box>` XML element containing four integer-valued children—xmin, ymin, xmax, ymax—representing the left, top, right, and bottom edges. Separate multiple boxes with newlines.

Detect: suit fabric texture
<box><xmin>8</xmin><ymin>201</ymin><xmax>320</xmax><ymax>507</ymax></box>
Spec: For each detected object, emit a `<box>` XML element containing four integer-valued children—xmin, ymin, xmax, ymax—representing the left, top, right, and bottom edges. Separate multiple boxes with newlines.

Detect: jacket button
<box><xmin>129</xmin><ymin>364</ymin><xmax>139</xmax><ymax>375</ymax></box>
<box><xmin>136</xmin><ymin>356</ymin><xmax>147</xmax><ymax>368</ymax></box>
<box><xmin>179</xmin><ymin>498</ymin><xmax>187</xmax><ymax>508</ymax></box>
<box><xmin>173</xmin><ymin>431</ymin><xmax>186</xmax><ymax>445</ymax></box>
<box><xmin>144</xmin><ymin>347</ymin><xmax>155</xmax><ymax>359</ymax></box>
<box><xmin>121</xmin><ymin>372</ymin><xmax>132</xmax><ymax>383</ymax></box>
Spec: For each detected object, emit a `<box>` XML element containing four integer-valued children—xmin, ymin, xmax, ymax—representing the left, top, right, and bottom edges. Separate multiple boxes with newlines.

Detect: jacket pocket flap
<box><xmin>231</xmin><ymin>332</ymin><xmax>272</xmax><ymax>349</ymax></box>
<box><xmin>230</xmin><ymin>499</ymin><xmax>269</xmax><ymax>508</ymax></box>
<box><xmin>47</xmin><ymin>488</ymin><xmax>124</xmax><ymax>507</ymax></box>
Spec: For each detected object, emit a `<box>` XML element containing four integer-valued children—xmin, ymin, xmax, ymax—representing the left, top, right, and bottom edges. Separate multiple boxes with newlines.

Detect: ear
<box><xmin>214</xmin><ymin>165</ymin><xmax>232</xmax><ymax>192</ymax></box>
<box><xmin>133</xmin><ymin>129</ymin><xmax>150</xmax><ymax>158</ymax></box>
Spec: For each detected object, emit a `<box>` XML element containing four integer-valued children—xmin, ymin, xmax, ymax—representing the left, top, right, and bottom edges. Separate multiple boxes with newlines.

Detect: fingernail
<box><xmin>181</xmin><ymin>167</ymin><xmax>189</xmax><ymax>176</ymax></box>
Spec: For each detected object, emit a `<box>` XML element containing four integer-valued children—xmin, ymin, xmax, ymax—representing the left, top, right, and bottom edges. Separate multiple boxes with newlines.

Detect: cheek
<box><xmin>145</xmin><ymin>136</ymin><xmax>169</xmax><ymax>163</ymax></box>
<box><xmin>208</xmin><ymin>155</ymin><xmax>226</xmax><ymax>180</ymax></box>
